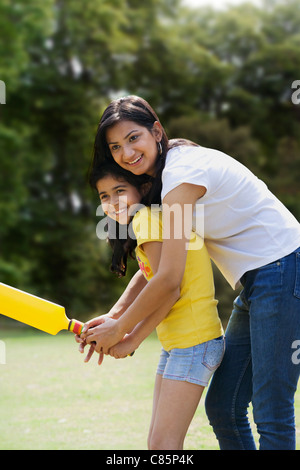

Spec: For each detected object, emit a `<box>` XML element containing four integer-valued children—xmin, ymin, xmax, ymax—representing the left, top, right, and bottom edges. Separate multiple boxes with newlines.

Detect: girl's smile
<box><xmin>96</xmin><ymin>174</ymin><xmax>143</xmax><ymax>225</ymax></box>
<box><xmin>106</xmin><ymin>120</ymin><xmax>163</xmax><ymax>176</ymax></box>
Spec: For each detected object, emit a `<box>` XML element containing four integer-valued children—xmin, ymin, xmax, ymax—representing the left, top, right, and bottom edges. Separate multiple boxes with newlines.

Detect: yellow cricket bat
<box><xmin>0</xmin><ymin>282</ymin><xmax>83</xmax><ymax>335</ymax></box>
<box><xmin>0</xmin><ymin>282</ymin><xmax>135</xmax><ymax>356</ymax></box>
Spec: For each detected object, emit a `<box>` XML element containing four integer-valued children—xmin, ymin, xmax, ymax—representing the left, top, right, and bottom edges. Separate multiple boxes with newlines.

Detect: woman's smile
<box><xmin>106</xmin><ymin>120</ymin><xmax>162</xmax><ymax>176</ymax></box>
<box><xmin>128</xmin><ymin>154</ymin><xmax>143</xmax><ymax>165</ymax></box>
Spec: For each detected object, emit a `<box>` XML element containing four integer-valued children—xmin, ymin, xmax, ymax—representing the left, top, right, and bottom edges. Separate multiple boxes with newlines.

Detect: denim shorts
<box><xmin>156</xmin><ymin>336</ymin><xmax>225</xmax><ymax>387</ymax></box>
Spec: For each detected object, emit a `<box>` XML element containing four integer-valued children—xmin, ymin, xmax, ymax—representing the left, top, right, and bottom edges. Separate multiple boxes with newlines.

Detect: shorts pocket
<box><xmin>294</xmin><ymin>252</ymin><xmax>300</xmax><ymax>299</ymax></box>
<box><xmin>202</xmin><ymin>336</ymin><xmax>225</xmax><ymax>371</ymax></box>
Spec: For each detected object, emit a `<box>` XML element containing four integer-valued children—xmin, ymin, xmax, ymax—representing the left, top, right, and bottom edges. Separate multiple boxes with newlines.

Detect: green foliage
<box><xmin>0</xmin><ymin>0</ymin><xmax>299</xmax><ymax>322</ymax></box>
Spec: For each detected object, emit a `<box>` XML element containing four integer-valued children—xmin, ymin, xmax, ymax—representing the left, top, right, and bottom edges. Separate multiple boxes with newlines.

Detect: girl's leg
<box><xmin>148</xmin><ymin>373</ymin><xmax>163</xmax><ymax>449</ymax></box>
<box><xmin>148</xmin><ymin>376</ymin><xmax>204</xmax><ymax>450</ymax></box>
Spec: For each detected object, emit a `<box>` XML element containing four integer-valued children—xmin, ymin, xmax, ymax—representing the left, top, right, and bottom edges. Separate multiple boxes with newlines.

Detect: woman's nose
<box><xmin>123</xmin><ymin>144</ymin><xmax>135</xmax><ymax>160</ymax></box>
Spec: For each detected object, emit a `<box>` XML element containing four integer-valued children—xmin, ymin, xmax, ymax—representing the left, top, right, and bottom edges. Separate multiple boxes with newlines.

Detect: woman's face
<box><xmin>106</xmin><ymin>120</ymin><xmax>163</xmax><ymax>176</ymax></box>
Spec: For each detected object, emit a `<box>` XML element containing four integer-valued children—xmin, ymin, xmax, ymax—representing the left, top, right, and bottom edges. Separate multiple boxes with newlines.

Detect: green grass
<box><xmin>0</xmin><ymin>328</ymin><xmax>299</xmax><ymax>450</ymax></box>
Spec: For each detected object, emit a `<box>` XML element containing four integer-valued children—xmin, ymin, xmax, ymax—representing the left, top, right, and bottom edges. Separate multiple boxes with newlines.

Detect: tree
<box><xmin>0</xmin><ymin>0</ymin><xmax>299</xmax><ymax>324</ymax></box>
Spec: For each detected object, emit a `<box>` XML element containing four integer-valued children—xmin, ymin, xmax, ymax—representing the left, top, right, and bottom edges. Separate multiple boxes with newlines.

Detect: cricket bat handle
<box><xmin>68</xmin><ymin>319</ymin><xmax>84</xmax><ymax>335</ymax></box>
<box><xmin>68</xmin><ymin>319</ymin><xmax>134</xmax><ymax>356</ymax></box>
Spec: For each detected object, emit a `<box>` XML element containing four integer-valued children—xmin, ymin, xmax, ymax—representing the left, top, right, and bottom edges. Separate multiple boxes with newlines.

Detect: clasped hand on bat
<box><xmin>75</xmin><ymin>315</ymin><xmax>132</xmax><ymax>364</ymax></box>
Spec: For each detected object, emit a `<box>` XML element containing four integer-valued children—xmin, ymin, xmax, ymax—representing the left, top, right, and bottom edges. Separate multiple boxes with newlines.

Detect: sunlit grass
<box><xmin>0</xmin><ymin>328</ymin><xmax>299</xmax><ymax>450</ymax></box>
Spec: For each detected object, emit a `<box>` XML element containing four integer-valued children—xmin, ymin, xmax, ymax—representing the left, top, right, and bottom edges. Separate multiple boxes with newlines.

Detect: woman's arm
<box><xmin>83</xmin><ymin>183</ymin><xmax>205</xmax><ymax>353</ymax></box>
<box><xmin>83</xmin><ymin>241</ymin><xmax>173</xmax><ymax>357</ymax></box>
<box><xmin>109</xmin><ymin>304</ymin><xmax>170</xmax><ymax>358</ymax></box>
<box><xmin>109</xmin><ymin>239</ymin><xmax>176</xmax><ymax>358</ymax></box>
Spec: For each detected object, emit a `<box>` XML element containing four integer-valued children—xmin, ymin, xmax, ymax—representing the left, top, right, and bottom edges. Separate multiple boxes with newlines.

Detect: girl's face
<box><xmin>96</xmin><ymin>174</ymin><xmax>143</xmax><ymax>225</ymax></box>
<box><xmin>106</xmin><ymin>120</ymin><xmax>163</xmax><ymax>176</ymax></box>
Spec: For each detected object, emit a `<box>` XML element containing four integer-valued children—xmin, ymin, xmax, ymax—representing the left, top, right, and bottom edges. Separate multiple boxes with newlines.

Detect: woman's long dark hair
<box><xmin>90</xmin><ymin>95</ymin><xmax>199</xmax><ymax>205</ymax></box>
<box><xmin>89</xmin><ymin>96</ymin><xmax>199</xmax><ymax>276</ymax></box>
<box><xmin>91</xmin><ymin>162</ymin><xmax>151</xmax><ymax>277</ymax></box>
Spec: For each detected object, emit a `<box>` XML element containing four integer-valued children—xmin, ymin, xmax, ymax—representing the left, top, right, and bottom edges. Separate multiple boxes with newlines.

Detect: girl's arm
<box><xmin>82</xmin><ymin>269</ymin><xmax>147</xmax><ymax>329</ymax></box>
<box><xmin>76</xmin><ymin>270</ymin><xmax>146</xmax><ymax>360</ymax></box>
<box><xmin>83</xmin><ymin>183</ymin><xmax>205</xmax><ymax>353</ymax></box>
<box><xmin>107</xmin><ymin>269</ymin><xmax>147</xmax><ymax>319</ymax></box>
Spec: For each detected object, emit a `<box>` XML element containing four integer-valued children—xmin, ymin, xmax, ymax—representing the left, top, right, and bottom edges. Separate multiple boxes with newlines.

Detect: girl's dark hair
<box><xmin>91</xmin><ymin>162</ymin><xmax>151</xmax><ymax>277</ymax></box>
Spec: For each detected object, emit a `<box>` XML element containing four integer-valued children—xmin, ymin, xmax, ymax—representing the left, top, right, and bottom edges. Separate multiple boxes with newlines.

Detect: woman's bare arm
<box><xmin>83</xmin><ymin>183</ymin><xmax>205</xmax><ymax>353</ymax></box>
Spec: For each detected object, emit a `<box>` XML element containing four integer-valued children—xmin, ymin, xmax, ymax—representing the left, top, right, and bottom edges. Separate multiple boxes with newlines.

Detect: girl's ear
<box><xmin>152</xmin><ymin>121</ymin><xmax>163</xmax><ymax>142</ymax></box>
<box><xmin>141</xmin><ymin>181</ymin><xmax>152</xmax><ymax>197</ymax></box>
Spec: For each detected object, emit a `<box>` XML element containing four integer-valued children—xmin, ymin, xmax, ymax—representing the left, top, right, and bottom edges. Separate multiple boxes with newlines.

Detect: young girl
<box><xmin>82</xmin><ymin>95</ymin><xmax>300</xmax><ymax>450</ymax></box>
<box><xmin>86</xmin><ymin>162</ymin><xmax>224</xmax><ymax>450</ymax></box>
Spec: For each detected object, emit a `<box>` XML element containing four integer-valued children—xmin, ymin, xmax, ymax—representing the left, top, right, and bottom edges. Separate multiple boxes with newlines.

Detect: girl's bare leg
<box><xmin>148</xmin><ymin>374</ymin><xmax>204</xmax><ymax>450</ymax></box>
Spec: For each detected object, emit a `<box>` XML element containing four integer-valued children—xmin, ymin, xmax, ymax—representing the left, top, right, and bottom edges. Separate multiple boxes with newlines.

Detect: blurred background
<box><xmin>0</xmin><ymin>0</ymin><xmax>299</xmax><ymax>326</ymax></box>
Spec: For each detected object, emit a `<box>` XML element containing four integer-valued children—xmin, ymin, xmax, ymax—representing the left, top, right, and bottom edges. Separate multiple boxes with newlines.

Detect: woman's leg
<box><xmin>205</xmin><ymin>295</ymin><xmax>256</xmax><ymax>450</ymax></box>
<box><xmin>245</xmin><ymin>251</ymin><xmax>300</xmax><ymax>450</ymax></box>
<box><xmin>148</xmin><ymin>376</ymin><xmax>204</xmax><ymax>450</ymax></box>
<box><xmin>206</xmin><ymin>249</ymin><xmax>300</xmax><ymax>450</ymax></box>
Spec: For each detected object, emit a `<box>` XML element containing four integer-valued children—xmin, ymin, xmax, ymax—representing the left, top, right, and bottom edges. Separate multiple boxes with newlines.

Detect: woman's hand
<box><xmin>81</xmin><ymin>316</ymin><xmax>124</xmax><ymax>354</ymax></box>
<box><xmin>75</xmin><ymin>315</ymin><xmax>107</xmax><ymax>364</ymax></box>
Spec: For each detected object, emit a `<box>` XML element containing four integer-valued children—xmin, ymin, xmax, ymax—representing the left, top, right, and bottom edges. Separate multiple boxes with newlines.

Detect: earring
<box><xmin>158</xmin><ymin>142</ymin><xmax>162</xmax><ymax>155</ymax></box>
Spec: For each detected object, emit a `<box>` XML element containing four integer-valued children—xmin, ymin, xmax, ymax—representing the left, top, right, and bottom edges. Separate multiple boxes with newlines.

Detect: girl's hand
<box><xmin>109</xmin><ymin>335</ymin><xmax>136</xmax><ymax>359</ymax></box>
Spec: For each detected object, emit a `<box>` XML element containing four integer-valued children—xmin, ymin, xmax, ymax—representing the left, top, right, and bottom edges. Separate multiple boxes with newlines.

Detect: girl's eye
<box><xmin>100</xmin><ymin>195</ymin><xmax>108</xmax><ymax>201</ymax></box>
<box><xmin>111</xmin><ymin>145</ymin><xmax>120</xmax><ymax>152</ymax></box>
<box><xmin>129</xmin><ymin>135</ymin><xmax>138</xmax><ymax>142</ymax></box>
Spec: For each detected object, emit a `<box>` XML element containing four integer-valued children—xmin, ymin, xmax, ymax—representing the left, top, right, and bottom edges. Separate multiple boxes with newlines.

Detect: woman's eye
<box><xmin>111</xmin><ymin>145</ymin><xmax>120</xmax><ymax>152</ymax></box>
<box><xmin>129</xmin><ymin>135</ymin><xmax>138</xmax><ymax>142</ymax></box>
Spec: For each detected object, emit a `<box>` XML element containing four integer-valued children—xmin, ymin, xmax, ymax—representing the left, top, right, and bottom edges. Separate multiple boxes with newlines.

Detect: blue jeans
<box><xmin>205</xmin><ymin>248</ymin><xmax>300</xmax><ymax>450</ymax></box>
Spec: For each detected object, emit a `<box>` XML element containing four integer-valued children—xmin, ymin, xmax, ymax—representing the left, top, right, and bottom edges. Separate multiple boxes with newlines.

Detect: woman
<box><xmin>82</xmin><ymin>95</ymin><xmax>300</xmax><ymax>450</ymax></box>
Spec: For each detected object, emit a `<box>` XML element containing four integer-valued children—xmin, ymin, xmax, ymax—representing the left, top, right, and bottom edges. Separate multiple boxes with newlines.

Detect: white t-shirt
<box><xmin>161</xmin><ymin>145</ymin><xmax>300</xmax><ymax>289</ymax></box>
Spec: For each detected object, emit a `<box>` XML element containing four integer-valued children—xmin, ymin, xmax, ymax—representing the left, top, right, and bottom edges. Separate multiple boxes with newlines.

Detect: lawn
<box><xmin>0</xmin><ymin>327</ymin><xmax>299</xmax><ymax>450</ymax></box>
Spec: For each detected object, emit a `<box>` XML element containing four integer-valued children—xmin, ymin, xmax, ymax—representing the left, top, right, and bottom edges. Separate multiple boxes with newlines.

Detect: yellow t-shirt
<box><xmin>132</xmin><ymin>206</ymin><xmax>223</xmax><ymax>350</ymax></box>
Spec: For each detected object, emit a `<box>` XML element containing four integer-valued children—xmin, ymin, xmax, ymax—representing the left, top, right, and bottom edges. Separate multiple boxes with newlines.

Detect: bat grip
<box><xmin>68</xmin><ymin>319</ymin><xmax>84</xmax><ymax>335</ymax></box>
<box><xmin>68</xmin><ymin>319</ymin><xmax>134</xmax><ymax>356</ymax></box>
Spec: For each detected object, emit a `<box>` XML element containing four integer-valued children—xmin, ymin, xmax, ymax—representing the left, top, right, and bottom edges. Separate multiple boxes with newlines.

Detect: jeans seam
<box><xmin>187</xmin><ymin>346</ymin><xmax>197</xmax><ymax>380</ymax></box>
<box><xmin>294</xmin><ymin>252</ymin><xmax>300</xmax><ymax>299</ymax></box>
<box><xmin>230</xmin><ymin>352</ymin><xmax>252</xmax><ymax>450</ymax></box>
